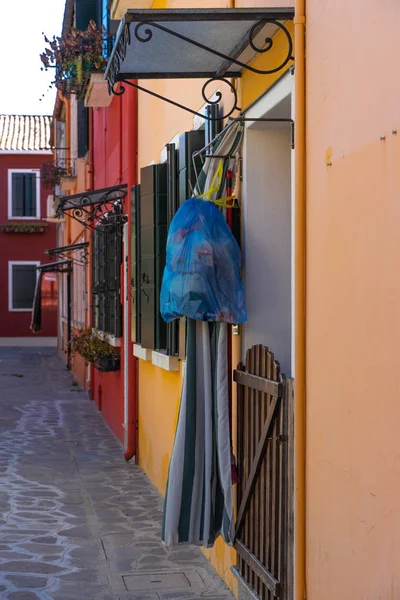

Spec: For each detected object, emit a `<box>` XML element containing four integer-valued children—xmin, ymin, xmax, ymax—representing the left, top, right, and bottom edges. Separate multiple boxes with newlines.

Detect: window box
<box><xmin>85</xmin><ymin>72</ymin><xmax>113</xmax><ymax>108</ymax></box>
<box><xmin>1</xmin><ymin>222</ymin><xmax>48</xmax><ymax>234</ymax></box>
<box><xmin>94</xmin><ymin>353</ymin><xmax>120</xmax><ymax>372</ymax></box>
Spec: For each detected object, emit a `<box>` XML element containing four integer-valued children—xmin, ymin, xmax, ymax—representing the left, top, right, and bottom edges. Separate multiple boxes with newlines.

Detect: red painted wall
<box><xmin>0</xmin><ymin>153</ymin><xmax>57</xmax><ymax>338</ymax></box>
<box><xmin>91</xmin><ymin>88</ymin><xmax>137</xmax><ymax>445</ymax></box>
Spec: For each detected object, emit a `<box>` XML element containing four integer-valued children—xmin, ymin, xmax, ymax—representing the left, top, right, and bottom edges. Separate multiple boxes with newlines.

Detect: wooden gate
<box><xmin>233</xmin><ymin>345</ymin><xmax>294</xmax><ymax>600</ymax></box>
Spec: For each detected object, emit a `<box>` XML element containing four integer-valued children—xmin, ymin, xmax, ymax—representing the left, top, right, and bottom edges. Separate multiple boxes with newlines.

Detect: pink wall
<box><xmin>306</xmin><ymin>3</ymin><xmax>400</xmax><ymax>599</ymax></box>
<box><xmin>0</xmin><ymin>154</ymin><xmax>57</xmax><ymax>338</ymax></box>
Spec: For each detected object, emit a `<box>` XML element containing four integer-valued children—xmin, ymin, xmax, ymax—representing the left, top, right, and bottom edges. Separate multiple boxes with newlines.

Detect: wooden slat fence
<box><xmin>233</xmin><ymin>344</ymin><xmax>294</xmax><ymax>600</ymax></box>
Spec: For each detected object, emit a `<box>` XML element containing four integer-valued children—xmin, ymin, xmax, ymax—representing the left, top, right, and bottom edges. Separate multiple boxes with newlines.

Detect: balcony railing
<box><xmin>42</xmin><ymin>158</ymin><xmax>76</xmax><ymax>188</ymax></box>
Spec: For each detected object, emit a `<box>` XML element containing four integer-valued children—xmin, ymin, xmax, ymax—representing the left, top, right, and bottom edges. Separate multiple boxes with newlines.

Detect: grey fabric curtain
<box><xmin>30</xmin><ymin>270</ymin><xmax>43</xmax><ymax>334</ymax></box>
<box><xmin>162</xmin><ymin>319</ymin><xmax>234</xmax><ymax>548</ymax></box>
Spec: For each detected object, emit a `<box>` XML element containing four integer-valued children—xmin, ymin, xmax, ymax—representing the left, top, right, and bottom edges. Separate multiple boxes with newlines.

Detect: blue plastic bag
<box><xmin>160</xmin><ymin>198</ymin><xmax>247</xmax><ymax>324</ymax></box>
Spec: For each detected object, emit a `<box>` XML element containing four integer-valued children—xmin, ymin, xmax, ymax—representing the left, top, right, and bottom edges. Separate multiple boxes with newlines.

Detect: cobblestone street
<box><xmin>0</xmin><ymin>347</ymin><xmax>234</xmax><ymax>600</ymax></box>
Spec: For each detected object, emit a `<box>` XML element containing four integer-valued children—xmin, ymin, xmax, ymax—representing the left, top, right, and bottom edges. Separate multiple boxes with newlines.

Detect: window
<box><xmin>8</xmin><ymin>170</ymin><xmax>40</xmax><ymax>219</ymax></box>
<box><xmin>9</xmin><ymin>262</ymin><xmax>39</xmax><ymax>311</ymax></box>
<box><xmin>77</xmin><ymin>100</ymin><xmax>89</xmax><ymax>158</ymax></box>
<box><xmin>92</xmin><ymin>215</ymin><xmax>122</xmax><ymax>338</ymax></box>
<box><xmin>132</xmin><ymin>128</ymin><xmax>207</xmax><ymax>356</ymax></box>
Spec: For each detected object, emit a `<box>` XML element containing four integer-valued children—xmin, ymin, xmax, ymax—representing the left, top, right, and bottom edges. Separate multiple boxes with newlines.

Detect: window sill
<box><xmin>133</xmin><ymin>345</ymin><xmax>181</xmax><ymax>372</ymax></box>
<box><xmin>7</xmin><ymin>217</ymin><xmax>41</xmax><ymax>221</ymax></box>
<box><xmin>133</xmin><ymin>344</ymin><xmax>152</xmax><ymax>361</ymax></box>
<box><xmin>151</xmin><ymin>351</ymin><xmax>180</xmax><ymax>372</ymax></box>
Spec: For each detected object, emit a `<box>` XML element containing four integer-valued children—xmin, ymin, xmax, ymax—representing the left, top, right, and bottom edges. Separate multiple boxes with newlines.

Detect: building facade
<box><xmin>51</xmin><ymin>0</ymin><xmax>400</xmax><ymax>599</ymax></box>
<box><xmin>0</xmin><ymin>115</ymin><xmax>57</xmax><ymax>343</ymax></box>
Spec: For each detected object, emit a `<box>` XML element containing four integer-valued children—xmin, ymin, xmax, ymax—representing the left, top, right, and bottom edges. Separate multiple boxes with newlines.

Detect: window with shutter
<box><xmin>140</xmin><ymin>163</ymin><xmax>167</xmax><ymax>351</ymax></box>
<box><xmin>92</xmin><ymin>218</ymin><xmax>122</xmax><ymax>338</ymax></box>
<box><xmin>105</xmin><ymin>217</ymin><xmax>122</xmax><ymax>338</ymax></box>
<box><xmin>9</xmin><ymin>263</ymin><xmax>39</xmax><ymax>311</ymax></box>
<box><xmin>8</xmin><ymin>170</ymin><xmax>40</xmax><ymax>218</ymax></box>
<box><xmin>77</xmin><ymin>100</ymin><xmax>89</xmax><ymax>158</ymax></box>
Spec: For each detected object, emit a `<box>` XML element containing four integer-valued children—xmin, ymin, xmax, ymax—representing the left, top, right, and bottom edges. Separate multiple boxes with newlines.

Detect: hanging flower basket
<box><xmin>94</xmin><ymin>354</ymin><xmax>120</xmax><ymax>372</ymax></box>
<box><xmin>70</xmin><ymin>327</ymin><xmax>120</xmax><ymax>372</ymax></box>
<box><xmin>1</xmin><ymin>222</ymin><xmax>48</xmax><ymax>234</ymax></box>
<box><xmin>40</xmin><ymin>20</ymin><xmax>108</xmax><ymax>98</ymax></box>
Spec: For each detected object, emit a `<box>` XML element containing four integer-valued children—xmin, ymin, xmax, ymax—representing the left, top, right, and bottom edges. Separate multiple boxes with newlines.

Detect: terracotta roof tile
<box><xmin>0</xmin><ymin>115</ymin><xmax>52</xmax><ymax>151</ymax></box>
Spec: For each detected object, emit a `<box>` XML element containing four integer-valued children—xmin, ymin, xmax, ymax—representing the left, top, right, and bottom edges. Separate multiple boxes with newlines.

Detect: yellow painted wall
<box><xmin>306</xmin><ymin>2</ymin><xmax>400</xmax><ymax>599</ymax></box>
<box><xmin>138</xmin><ymin>360</ymin><xmax>182</xmax><ymax>493</ymax></box>
<box><xmin>136</xmin><ymin>2</ymin><xmax>295</xmax><ymax>595</ymax></box>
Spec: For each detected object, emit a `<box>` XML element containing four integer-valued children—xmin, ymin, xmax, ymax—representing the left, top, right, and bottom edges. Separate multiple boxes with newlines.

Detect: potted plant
<box><xmin>1</xmin><ymin>222</ymin><xmax>49</xmax><ymax>234</ymax></box>
<box><xmin>40</xmin><ymin>20</ymin><xmax>107</xmax><ymax>97</ymax></box>
<box><xmin>70</xmin><ymin>327</ymin><xmax>120</xmax><ymax>372</ymax></box>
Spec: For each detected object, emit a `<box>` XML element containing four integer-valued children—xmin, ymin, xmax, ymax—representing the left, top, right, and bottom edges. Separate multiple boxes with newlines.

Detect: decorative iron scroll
<box><xmin>58</xmin><ymin>188</ymin><xmax>128</xmax><ymax>232</ymax></box>
<box><xmin>111</xmin><ymin>77</ymin><xmax>240</xmax><ymax>121</ymax></box>
<box><xmin>106</xmin><ymin>19</ymin><xmax>293</xmax><ymax>120</ymax></box>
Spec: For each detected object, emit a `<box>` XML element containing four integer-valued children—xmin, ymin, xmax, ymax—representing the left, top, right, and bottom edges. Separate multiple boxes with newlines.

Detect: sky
<box><xmin>0</xmin><ymin>0</ymin><xmax>66</xmax><ymax>116</ymax></box>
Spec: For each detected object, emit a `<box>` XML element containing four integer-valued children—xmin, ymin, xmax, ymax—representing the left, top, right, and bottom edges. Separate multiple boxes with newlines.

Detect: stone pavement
<box><xmin>0</xmin><ymin>347</ymin><xmax>234</xmax><ymax>600</ymax></box>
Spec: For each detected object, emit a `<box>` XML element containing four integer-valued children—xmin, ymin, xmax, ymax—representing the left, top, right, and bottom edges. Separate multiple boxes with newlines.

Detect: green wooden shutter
<box><xmin>140</xmin><ymin>163</ymin><xmax>167</xmax><ymax>350</ymax></box>
<box><xmin>11</xmin><ymin>173</ymin><xmax>36</xmax><ymax>217</ymax></box>
<box><xmin>75</xmin><ymin>0</ymin><xmax>98</xmax><ymax>29</ymax></box>
<box><xmin>77</xmin><ymin>100</ymin><xmax>89</xmax><ymax>158</ymax></box>
<box><xmin>205</xmin><ymin>104</ymin><xmax>221</xmax><ymax>145</ymax></box>
<box><xmin>166</xmin><ymin>143</ymin><xmax>179</xmax><ymax>356</ymax></box>
<box><xmin>131</xmin><ymin>185</ymin><xmax>141</xmax><ymax>344</ymax></box>
<box><xmin>178</xmin><ymin>130</ymin><xmax>205</xmax><ymax>205</ymax></box>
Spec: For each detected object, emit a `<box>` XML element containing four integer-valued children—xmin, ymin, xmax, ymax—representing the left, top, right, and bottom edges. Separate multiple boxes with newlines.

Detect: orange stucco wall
<box><xmin>306</xmin><ymin>3</ymin><xmax>400</xmax><ymax>599</ymax></box>
<box><xmin>135</xmin><ymin>1</ymin><xmax>294</xmax><ymax>594</ymax></box>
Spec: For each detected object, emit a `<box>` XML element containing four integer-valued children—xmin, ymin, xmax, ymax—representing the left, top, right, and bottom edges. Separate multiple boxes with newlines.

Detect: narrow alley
<box><xmin>0</xmin><ymin>347</ymin><xmax>234</xmax><ymax>600</ymax></box>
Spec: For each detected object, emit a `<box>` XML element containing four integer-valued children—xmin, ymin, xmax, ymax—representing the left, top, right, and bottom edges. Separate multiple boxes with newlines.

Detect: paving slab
<box><xmin>0</xmin><ymin>348</ymin><xmax>234</xmax><ymax>600</ymax></box>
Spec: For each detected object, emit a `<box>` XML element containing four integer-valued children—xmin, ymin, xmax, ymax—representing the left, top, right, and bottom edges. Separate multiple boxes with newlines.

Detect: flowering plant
<box><xmin>1</xmin><ymin>222</ymin><xmax>48</xmax><ymax>234</ymax></box>
<box><xmin>40</xmin><ymin>20</ymin><xmax>107</xmax><ymax>94</ymax></box>
<box><xmin>70</xmin><ymin>327</ymin><xmax>114</xmax><ymax>364</ymax></box>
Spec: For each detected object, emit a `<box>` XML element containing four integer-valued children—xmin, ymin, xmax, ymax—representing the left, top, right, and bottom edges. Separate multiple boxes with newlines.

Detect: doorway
<box><xmin>241</xmin><ymin>72</ymin><xmax>294</xmax><ymax>377</ymax></box>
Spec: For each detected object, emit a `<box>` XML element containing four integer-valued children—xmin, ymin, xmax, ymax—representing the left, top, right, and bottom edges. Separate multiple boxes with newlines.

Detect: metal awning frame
<box><xmin>57</xmin><ymin>184</ymin><xmax>128</xmax><ymax>231</ymax></box>
<box><xmin>37</xmin><ymin>260</ymin><xmax>72</xmax><ymax>274</ymax></box>
<box><xmin>45</xmin><ymin>242</ymin><xmax>89</xmax><ymax>267</ymax></box>
<box><xmin>106</xmin><ymin>8</ymin><xmax>294</xmax><ymax>122</ymax></box>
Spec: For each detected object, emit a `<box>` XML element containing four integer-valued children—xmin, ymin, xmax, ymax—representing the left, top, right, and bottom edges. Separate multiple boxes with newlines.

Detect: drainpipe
<box><xmin>66</xmin><ymin>268</ymin><xmax>72</xmax><ymax>369</ymax></box>
<box><xmin>124</xmin><ymin>85</ymin><xmax>138</xmax><ymax>462</ymax></box>
<box><xmin>59</xmin><ymin>92</ymin><xmax>72</xmax><ymax>246</ymax></box>
<box><xmin>89</xmin><ymin>107</ymin><xmax>95</xmax><ymax>399</ymax></box>
<box><xmin>294</xmin><ymin>0</ymin><xmax>306</xmax><ymax>598</ymax></box>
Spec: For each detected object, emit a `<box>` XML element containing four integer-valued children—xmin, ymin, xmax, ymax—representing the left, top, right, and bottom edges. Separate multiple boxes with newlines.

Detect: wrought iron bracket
<box><xmin>59</xmin><ymin>187</ymin><xmax>128</xmax><ymax>232</ymax></box>
<box><xmin>107</xmin><ymin>15</ymin><xmax>294</xmax><ymax>121</ymax></box>
<box><xmin>111</xmin><ymin>78</ymin><xmax>240</xmax><ymax>121</ymax></box>
<box><xmin>45</xmin><ymin>242</ymin><xmax>89</xmax><ymax>267</ymax></box>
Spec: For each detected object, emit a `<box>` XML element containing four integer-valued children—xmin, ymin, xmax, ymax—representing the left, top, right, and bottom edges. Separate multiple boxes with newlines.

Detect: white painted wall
<box><xmin>242</xmin><ymin>125</ymin><xmax>292</xmax><ymax>375</ymax></box>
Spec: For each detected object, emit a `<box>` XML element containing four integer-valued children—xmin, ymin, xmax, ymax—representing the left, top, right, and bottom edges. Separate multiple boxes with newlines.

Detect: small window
<box><xmin>8</xmin><ymin>170</ymin><xmax>40</xmax><ymax>219</ymax></box>
<box><xmin>9</xmin><ymin>262</ymin><xmax>39</xmax><ymax>311</ymax></box>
